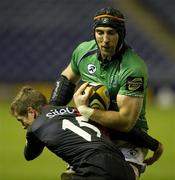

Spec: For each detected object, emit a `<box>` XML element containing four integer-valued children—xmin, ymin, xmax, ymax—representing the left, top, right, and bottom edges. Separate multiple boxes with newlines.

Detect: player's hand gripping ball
<box><xmin>85</xmin><ymin>83</ymin><xmax>110</xmax><ymax>110</ymax></box>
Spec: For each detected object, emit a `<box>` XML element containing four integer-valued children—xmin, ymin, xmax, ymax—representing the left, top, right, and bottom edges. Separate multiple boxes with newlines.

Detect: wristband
<box><xmin>78</xmin><ymin>105</ymin><xmax>94</xmax><ymax>119</ymax></box>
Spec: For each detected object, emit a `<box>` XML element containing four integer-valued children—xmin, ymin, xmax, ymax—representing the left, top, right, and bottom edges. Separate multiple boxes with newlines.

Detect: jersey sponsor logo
<box><xmin>126</xmin><ymin>77</ymin><xmax>144</xmax><ymax>92</ymax></box>
<box><xmin>87</xmin><ymin>64</ymin><xmax>96</xmax><ymax>74</ymax></box>
<box><xmin>46</xmin><ymin>107</ymin><xmax>75</xmax><ymax>119</ymax></box>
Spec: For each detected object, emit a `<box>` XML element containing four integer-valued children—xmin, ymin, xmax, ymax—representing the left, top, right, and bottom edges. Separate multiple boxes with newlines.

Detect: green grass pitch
<box><xmin>0</xmin><ymin>101</ymin><xmax>175</xmax><ymax>180</ymax></box>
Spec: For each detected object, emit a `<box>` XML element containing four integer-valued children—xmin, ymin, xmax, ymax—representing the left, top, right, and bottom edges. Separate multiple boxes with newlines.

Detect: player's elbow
<box><xmin>115</xmin><ymin>122</ymin><xmax>133</xmax><ymax>132</ymax></box>
<box><xmin>117</xmin><ymin>116</ymin><xmax>137</xmax><ymax>132</ymax></box>
<box><xmin>121</xmin><ymin>122</ymin><xmax>134</xmax><ymax>132</ymax></box>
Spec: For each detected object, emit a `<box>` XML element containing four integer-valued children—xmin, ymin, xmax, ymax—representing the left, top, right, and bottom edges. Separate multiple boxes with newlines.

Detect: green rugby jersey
<box><xmin>71</xmin><ymin>40</ymin><xmax>148</xmax><ymax>130</ymax></box>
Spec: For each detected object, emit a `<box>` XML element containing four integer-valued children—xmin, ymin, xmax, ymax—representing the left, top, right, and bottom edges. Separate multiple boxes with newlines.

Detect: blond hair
<box><xmin>10</xmin><ymin>86</ymin><xmax>47</xmax><ymax>116</ymax></box>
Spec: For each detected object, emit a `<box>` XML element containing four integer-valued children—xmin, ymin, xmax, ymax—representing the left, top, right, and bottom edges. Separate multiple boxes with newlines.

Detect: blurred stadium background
<box><xmin>0</xmin><ymin>0</ymin><xmax>175</xmax><ymax>179</ymax></box>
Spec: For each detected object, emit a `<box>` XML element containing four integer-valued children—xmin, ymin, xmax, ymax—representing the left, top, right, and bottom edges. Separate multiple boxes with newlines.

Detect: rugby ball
<box><xmin>85</xmin><ymin>83</ymin><xmax>110</xmax><ymax>110</ymax></box>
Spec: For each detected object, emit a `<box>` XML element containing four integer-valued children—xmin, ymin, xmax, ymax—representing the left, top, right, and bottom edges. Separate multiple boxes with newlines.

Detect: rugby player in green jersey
<box><xmin>50</xmin><ymin>7</ymin><xmax>163</xmax><ymax>179</ymax></box>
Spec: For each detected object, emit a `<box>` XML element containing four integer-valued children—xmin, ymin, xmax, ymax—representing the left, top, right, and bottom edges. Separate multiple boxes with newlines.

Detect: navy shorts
<box><xmin>71</xmin><ymin>152</ymin><xmax>135</xmax><ymax>180</ymax></box>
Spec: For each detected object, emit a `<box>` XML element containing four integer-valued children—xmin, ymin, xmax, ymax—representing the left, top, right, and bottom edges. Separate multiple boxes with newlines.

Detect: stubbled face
<box><xmin>95</xmin><ymin>27</ymin><xmax>119</xmax><ymax>60</ymax></box>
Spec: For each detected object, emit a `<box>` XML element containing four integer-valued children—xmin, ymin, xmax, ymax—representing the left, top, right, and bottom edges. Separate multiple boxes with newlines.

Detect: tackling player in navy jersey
<box><xmin>10</xmin><ymin>84</ymin><xmax>163</xmax><ymax>180</ymax></box>
<box><xmin>10</xmin><ymin>85</ymin><xmax>135</xmax><ymax>180</ymax></box>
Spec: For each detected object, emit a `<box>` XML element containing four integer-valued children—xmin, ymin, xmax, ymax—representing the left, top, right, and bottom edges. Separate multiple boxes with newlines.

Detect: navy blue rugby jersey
<box><xmin>24</xmin><ymin>105</ymin><xmax>124</xmax><ymax>168</ymax></box>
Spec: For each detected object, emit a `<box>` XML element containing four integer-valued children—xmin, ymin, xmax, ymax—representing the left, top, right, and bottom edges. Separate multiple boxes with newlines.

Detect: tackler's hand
<box><xmin>144</xmin><ymin>142</ymin><xmax>164</xmax><ymax>165</ymax></box>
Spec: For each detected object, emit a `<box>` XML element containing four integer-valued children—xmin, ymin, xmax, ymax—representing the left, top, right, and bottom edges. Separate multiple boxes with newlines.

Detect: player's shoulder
<box><xmin>30</xmin><ymin>105</ymin><xmax>52</xmax><ymax>132</ymax></box>
<box><xmin>31</xmin><ymin>105</ymin><xmax>77</xmax><ymax>131</ymax></box>
<box><xmin>122</xmin><ymin>47</ymin><xmax>147</xmax><ymax>70</ymax></box>
<box><xmin>71</xmin><ymin>40</ymin><xmax>97</xmax><ymax>63</ymax></box>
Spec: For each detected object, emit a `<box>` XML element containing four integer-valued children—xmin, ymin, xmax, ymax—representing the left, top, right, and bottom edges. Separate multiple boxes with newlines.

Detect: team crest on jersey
<box><xmin>88</xmin><ymin>64</ymin><xmax>96</xmax><ymax>74</ymax></box>
<box><xmin>126</xmin><ymin>77</ymin><xmax>144</xmax><ymax>92</ymax></box>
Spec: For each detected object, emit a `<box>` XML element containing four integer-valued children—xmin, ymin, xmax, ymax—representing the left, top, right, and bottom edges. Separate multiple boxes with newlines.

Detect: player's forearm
<box><xmin>128</xmin><ymin>128</ymin><xmax>159</xmax><ymax>151</ymax></box>
<box><xmin>110</xmin><ymin>128</ymin><xmax>159</xmax><ymax>151</ymax></box>
<box><xmin>49</xmin><ymin>75</ymin><xmax>76</xmax><ymax>106</ymax></box>
<box><xmin>144</xmin><ymin>142</ymin><xmax>164</xmax><ymax>165</ymax></box>
<box><xmin>24</xmin><ymin>133</ymin><xmax>45</xmax><ymax>161</ymax></box>
<box><xmin>74</xmin><ymin>83</ymin><xmax>138</xmax><ymax>132</ymax></box>
<box><xmin>24</xmin><ymin>144</ymin><xmax>44</xmax><ymax>161</ymax></box>
<box><xmin>89</xmin><ymin>108</ymin><xmax>136</xmax><ymax>132</ymax></box>
<box><xmin>49</xmin><ymin>64</ymin><xmax>80</xmax><ymax>106</ymax></box>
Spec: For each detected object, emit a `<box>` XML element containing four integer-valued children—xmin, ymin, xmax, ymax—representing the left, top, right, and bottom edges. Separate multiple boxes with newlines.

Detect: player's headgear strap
<box><xmin>94</xmin><ymin>14</ymin><xmax>124</xmax><ymax>22</ymax></box>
